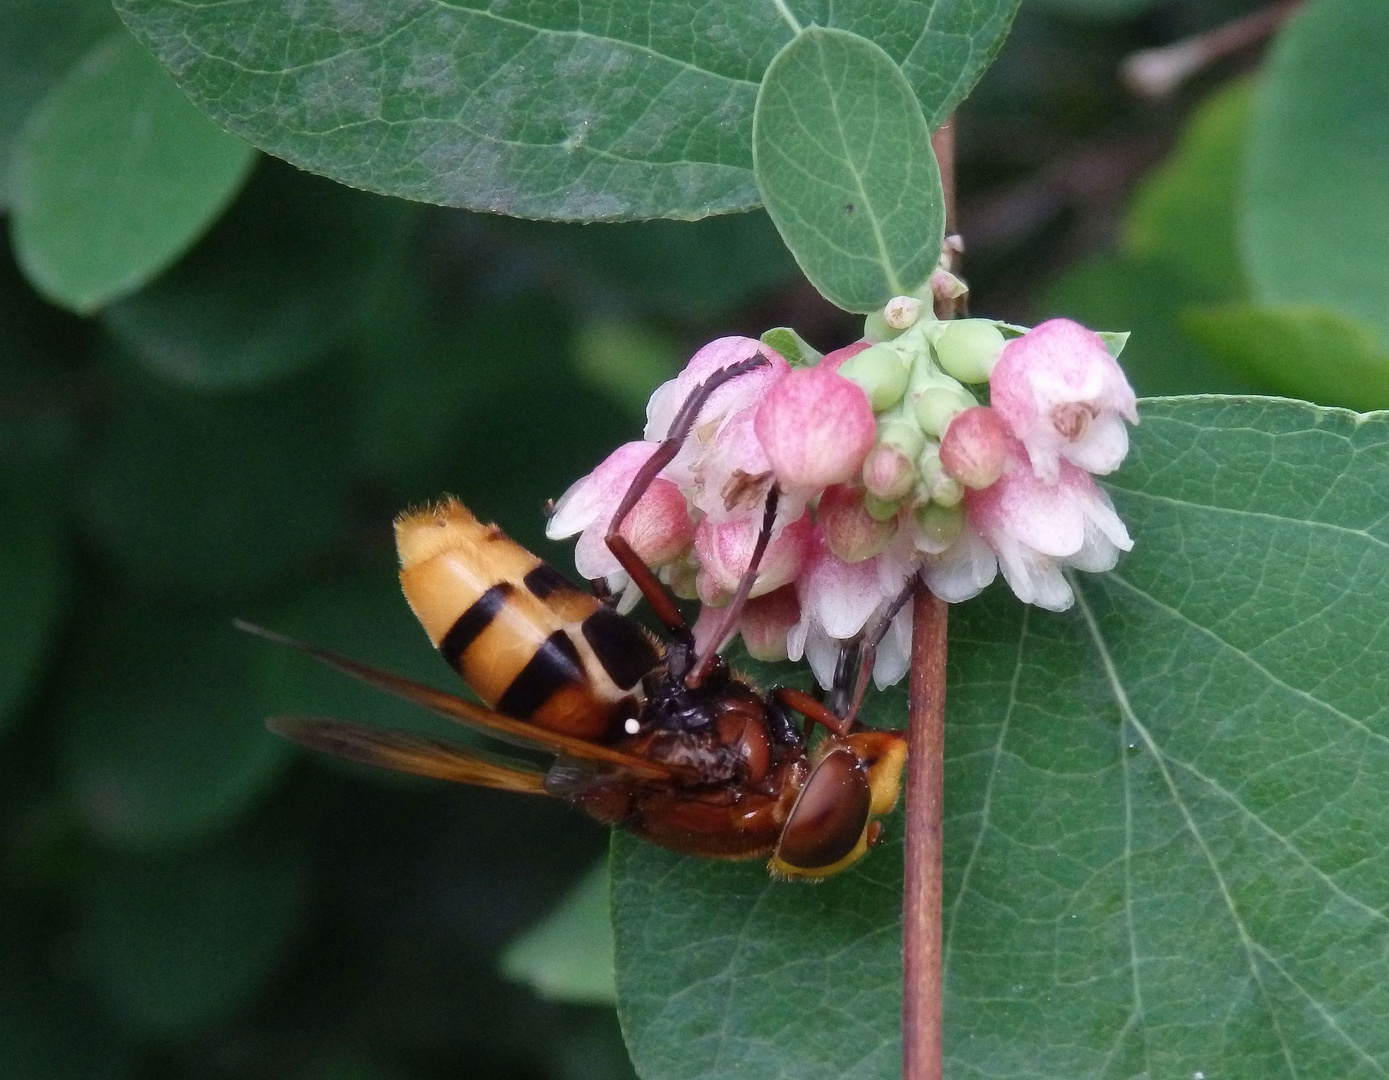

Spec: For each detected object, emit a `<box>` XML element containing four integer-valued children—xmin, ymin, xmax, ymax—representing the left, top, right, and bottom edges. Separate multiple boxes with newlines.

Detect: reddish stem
<box><xmin>903</xmin><ymin>118</ymin><xmax>958</xmax><ymax>1080</ymax></box>
<box><xmin>903</xmin><ymin>588</ymin><xmax>948</xmax><ymax>1080</ymax></box>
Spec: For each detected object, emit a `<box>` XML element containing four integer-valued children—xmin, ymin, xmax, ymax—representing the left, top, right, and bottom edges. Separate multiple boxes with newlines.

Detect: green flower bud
<box><xmin>914</xmin><ymin>501</ymin><xmax>964</xmax><ymax>552</ymax></box>
<box><xmin>913</xmin><ymin>386</ymin><xmax>976</xmax><ymax>437</ymax></box>
<box><xmin>877</xmin><ymin>417</ymin><xmax>926</xmax><ymax>461</ymax></box>
<box><xmin>933</xmin><ymin>319</ymin><xmax>1007</xmax><ymax>383</ymax></box>
<box><xmin>837</xmin><ymin>342</ymin><xmax>909</xmax><ymax>411</ymax></box>
<box><xmin>918</xmin><ymin>443</ymin><xmax>965</xmax><ymax>508</ymax></box>
<box><xmin>862</xmin><ymin>492</ymin><xmax>901</xmax><ymax>521</ymax></box>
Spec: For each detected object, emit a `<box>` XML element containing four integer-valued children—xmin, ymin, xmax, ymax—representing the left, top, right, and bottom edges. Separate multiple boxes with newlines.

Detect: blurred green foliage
<box><xmin>1</xmin><ymin>1</ymin><xmax>1382</xmax><ymax>1078</ymax></box>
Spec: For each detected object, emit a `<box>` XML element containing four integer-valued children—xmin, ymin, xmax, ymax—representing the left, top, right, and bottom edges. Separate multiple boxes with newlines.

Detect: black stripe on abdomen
<box><xmin>581</xmin><ymin>607</ymin><xmax>658</xmax><ymax>690</ymax></box>
<box><xmin>497</xmin><ymin>631</ymin><xmax>584</xmax><ymax>719</ymax></box>
<box><xmin>439</xmin><ymin>583</ymin><xmax>514</xmax><ymax>671</ymax></box>
<box><xmin>523</xmin><ymin>563</ymin><xmax>585</xmax><ymax>600</ymax></box>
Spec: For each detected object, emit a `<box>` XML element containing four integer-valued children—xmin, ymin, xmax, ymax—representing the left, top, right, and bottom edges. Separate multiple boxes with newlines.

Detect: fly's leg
<box><xmin>684</xmin><ymin>484</ymin><xmax>780</xmax><ymax>689</ymax></box>
<box><xmin>770</xmin><ymin>686</ymin><xmax>854</xmax><ymax>738</ymax></box>
<box><xmin>844</xmin><ymin>571</ymin><xmax>921</xmax><ymax>726</ymax></box>
<box><xmin>605</xmin><ymin>354</ymin><xmax>769</xmax><ymax>646</ymax></box>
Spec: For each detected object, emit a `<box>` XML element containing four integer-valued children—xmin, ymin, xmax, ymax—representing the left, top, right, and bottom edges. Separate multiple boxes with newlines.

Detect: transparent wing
<box><xmin>268</xmin><ymin>715</ymin><xmax>551</xmax><ymax>795</ymax></box>
<box><xmin>236</xmin><ymin>620</ymin><xmax>675</xmax><ymax>781</ymax></box>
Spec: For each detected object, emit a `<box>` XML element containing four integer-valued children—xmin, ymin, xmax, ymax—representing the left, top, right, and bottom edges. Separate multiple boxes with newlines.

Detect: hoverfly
<box><xmin>244</xmin><ymin>356</ymin><xmax>910</xmax><ymax>878</ymax></box>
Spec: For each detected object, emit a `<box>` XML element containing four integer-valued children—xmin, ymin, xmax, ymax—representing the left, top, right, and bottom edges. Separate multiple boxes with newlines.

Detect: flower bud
<box><xmin>618</xmin><ymin>477</ymin><xmax>696</xmax><ymax>564</ymax></box>
<box><xmin>862</xmin><ymin>443</ymin><xmax>916</xmax><ymax>501</ymax></box>
<box><xmin>862</xmin><ymin>492</ymin><xmax>901</xmax><ymax>521</ymax></box>
<box><xmin>694</xmin><ymin>510</ymin><xmax>812</xmax><ymax>606</ymax></box>
<box><xmin>883</xmin><ymin>295</ymin><xmax>924</xmax><ymax>330</ymax></box>
<box><xmin>939</xmin><ymin>407</ymin><xmax>1010</xmax><ymax>490</ymax></box>
<box><xmin>913</xmin><ymin>385</ymin><xmax>977</xmax><ymax>437</ymax></box>
<box><xmin>836</xmin><ymin>343</ymin><xmax>910</xmax><ymax>411</ymax></box>
<box><xmin>933</xmin><ymin>319</ymin><xmax>1007</xmax><ymax>383</ymax></box>
<box><xmin>754</xmin><ymin>368</ymin><xmax>876</xmax><ymax>489</ymax></box>
<box><xmin>913</xmin><ymin>501</ymin><xmax>964</xmax><ymax>554</ymax></box>
<box><xmin>877</xmin><ymin>416</ymin><xmax>925</xmax><ymax>461</ymax></box>
<box><xmin>739</xmin><ymin>585</ymin><xmax>801</xmax><ymax>661</ymax></box>
<box><xmin>918</xmin><ymin>443</ymin><xmax>964</xmax><ymax>508</ymax></box>
<box><xmin>820</xmin><ymin>340</ymin><xmax>873</xmax><ymax>372</ymax></box>
<box><xmin>818</xmin><ymin>484</ymin><xmax>897</xmax><ymax>563</ymax></box>
<box><xmin>862</xmin><ymin>310</ymin><xmax>903</xmax><ymax>343</ymax></box>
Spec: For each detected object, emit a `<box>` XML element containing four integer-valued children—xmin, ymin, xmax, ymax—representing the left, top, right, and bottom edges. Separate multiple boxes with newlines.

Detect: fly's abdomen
<box><xmin>394</xmin><ymin>499</ymin><xmax>657</xmax><ymax>739</ymax></box>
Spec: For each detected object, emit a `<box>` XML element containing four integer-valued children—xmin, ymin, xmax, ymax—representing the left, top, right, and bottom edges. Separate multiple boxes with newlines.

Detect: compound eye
<box><xmin>774</xmin><ymin>748</ymin><xmax>871</xmax><ymax>873</ymax></box>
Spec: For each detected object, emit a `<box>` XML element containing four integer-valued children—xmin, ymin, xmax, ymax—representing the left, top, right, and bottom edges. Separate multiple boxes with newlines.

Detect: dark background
<box><xmin>0</xmin><ymin>2</ymin><xmax>1278</xmax><ymax>1077</ymax></box>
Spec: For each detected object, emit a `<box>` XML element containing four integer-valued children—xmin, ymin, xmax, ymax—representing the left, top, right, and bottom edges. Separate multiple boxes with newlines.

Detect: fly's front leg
<box><xmin>605</xmin><ymin>354</ymin><xmax>769</xmax><ymax>647</ymax></box>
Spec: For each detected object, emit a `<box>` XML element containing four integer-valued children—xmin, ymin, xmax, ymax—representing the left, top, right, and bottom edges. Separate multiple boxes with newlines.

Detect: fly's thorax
<box><xmin>394</xmin><ymin>499</ymin><xmax>658</xmax><ymax>739</ymax></box>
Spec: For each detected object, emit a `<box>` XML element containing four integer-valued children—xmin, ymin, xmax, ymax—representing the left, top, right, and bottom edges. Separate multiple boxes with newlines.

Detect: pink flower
<box><xmin>917</xmin><ymin>517</ymin><xmax>998</xmax><ymax>603</ymax></box>
<box><xmin>964</xmin><ymin>438</ymin><xmax>1132</xmax><ymax>611</ymax></box>
<box><xmin>694</xmin><ymin>584</ymin><xmax>801</xmax><ymax>662</ymax></box>
<box><xmin>787</xmin><ymin>528</ymin><xmax>917</xmax><ymax>690</ymax></box>
<box><xmin>690</xmin><ymin>403</ymin><xmax>775</xmax><ymax>526</ymax></box>
<box><xmin>754</xmin><ymin>367</ymin><xmax>876</xmax><ymax>490</ymax></box>
<box><xmin>989</xmin><ymin>318</ymin><xmax>1138</xmax><ymax>484</ymax></box>
<box><xmin>693</xmin><ymin>509</ymin><xmax>812</xmax><ymax>607</ymax></box>
<box><xmin>644</xmin><ymin>337</ymin><xmax>789</xmax><ymax>442</ymax></box>
<box><xmin>546</xmin><ymin>441</ymin><xmax>695</xmax><ymax>579</ymax></box>
<box><xmin>939</xmin><ymin>406</ymin><xmax>1010</xmax><ymax>490</ymax></box>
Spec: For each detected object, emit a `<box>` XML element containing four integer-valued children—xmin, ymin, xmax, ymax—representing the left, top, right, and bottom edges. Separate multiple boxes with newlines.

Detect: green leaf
<box><xmin>754</xmin><ymin>28</ymin><xmax>944</xmax><ymax>313</ymax></box>
<box><xmin>103</xmin><ymin>163</ymin><xmax>419</xmax><ymax>392</ymax></box>
<box><xmin>1123</xmin><ymin>77</ymin><xmax>1253</xmax><ymax>301</ymax></box>
<box><xmin>9</xmin><ymin>32</ymin><xmax>255</xmax><ymax>314</ymax></box>
<box><xmin>79</xmin><ymin>839</ymin><xmax>307</xmax><ymax>1034</ymax></box>
<box><xmin>0</xmin><ymin>0</ymin><xmax>118</xmax><ymax>211</ymax></box>
<box><xmin>57</xmin><ymin>604</ymin><xmax>291</xmax><ymax>849</ymax></box>
<box><xmin>77</xmin><ymin>375</ymin><xmax>353</xmax><ymax>597</ymax></box>
<box><xmin>760</xmin><ymin>327</ymin><xmax>824</xmax><ymax>368</ymax></box>
<box><xmin>502</xmin><ymin>860</ymin><xmax>617</xmax><ymax>1005</ymax></box>
<box><xmin>1184</xmin><ymin>304</ymin><xmax>1389</xmax><ymax>412</ymax></box>
<box><xmin>615</xmin><ymin>397</ymin><xmax>1389</xmax><ymax>1080</ymax></box>
<box><xmin>113</xmin><ymin>0</ymin><xmax>1018</xmax><ymax>221</ymax></box>
<box><xmin>0</xmin><ymin>499</ymin><xmax>69</xmax><ymax>733</ymax></box>
<box><xmin>1242</xmin><ymin>0</ymin><xmax>1389</xmax><ymax>343</ymax></box>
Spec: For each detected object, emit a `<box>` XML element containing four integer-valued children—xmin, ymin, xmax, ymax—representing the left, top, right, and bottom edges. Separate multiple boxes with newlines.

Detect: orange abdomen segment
<box><xmin>394</xmin><ymin>499</ymin><xmax>655</xmax><ymax>740</ymax></box>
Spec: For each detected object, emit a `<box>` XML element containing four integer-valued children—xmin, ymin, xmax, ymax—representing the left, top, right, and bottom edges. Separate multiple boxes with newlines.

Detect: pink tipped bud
<box><xmin>862</xmin><ymin>443</ymin><xmax>916</xmax><ymax>501</ymax></box>
<box><xmin>618</xmin><ymin>478</ymin><xmax>695</xmax><ymax>566</ymax></box>
<box><xmin>820</xmin><ymin>340</ymin><xmax>873</xmax><ymax>372</ymax></box>
<box><xmin>694</xmin><ymin>510</ymin><xmax>812</xmax><ymax>606</ymax></box>
<box><xmin>818</xmin><ymin>484</ymin><xmax>897</xmax><ymax>563</ymax></box>
<box><xmin>754</xmin><ymin>368</ymin><xmax>876</xmax><ymax>490</ymax></box>
<box><xmin>940</xmin><ymin>407</ymin><xmax>1011</xmax><ymax>490</ymax></box>
<box><xmin>739</xmin><ymin>585</ymin><xmax>801</xmax><ymax>662</ymax></box>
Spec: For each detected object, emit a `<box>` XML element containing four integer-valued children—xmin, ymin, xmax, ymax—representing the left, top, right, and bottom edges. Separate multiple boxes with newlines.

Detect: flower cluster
<box><xmin>547</xmin><ymin>311</ymin><xmax>1137</xmax><ymax>691</ymax></box>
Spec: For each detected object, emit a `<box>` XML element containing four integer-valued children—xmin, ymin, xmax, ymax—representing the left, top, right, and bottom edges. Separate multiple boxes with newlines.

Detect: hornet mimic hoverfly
<box><xmin>242</xmin><ymin>355</ymin><xmax>911</xmax><ymax>879</ymax></box>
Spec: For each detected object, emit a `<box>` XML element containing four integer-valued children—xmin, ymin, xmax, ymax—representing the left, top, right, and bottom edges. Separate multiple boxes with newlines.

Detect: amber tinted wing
<box><xmin>236</xmin><ymin>620</ymin><xmax>674</xmax><ymax>781</ymax></box>
<box><xmin>269</xmin><ymin>716</ymin><xmax>551</xmax><ymax>793</ymax></box>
